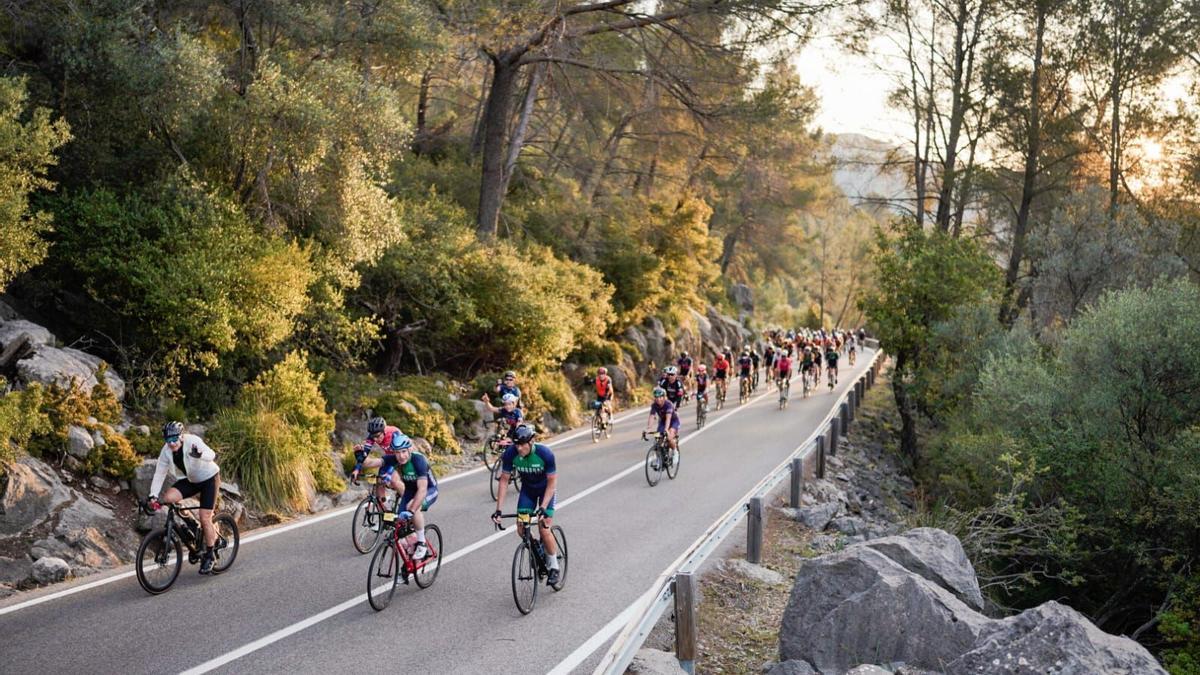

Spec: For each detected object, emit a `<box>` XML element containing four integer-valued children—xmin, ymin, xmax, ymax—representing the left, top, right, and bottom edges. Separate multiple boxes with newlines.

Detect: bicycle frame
<box><xmin>495</xmin><ymin>513</ymin><xmax>553</xmax><ymax>575</ymax></box>
<box><xmin>380</xmin><ymin>513</ymin><xmax>437</xmax><ymax>576</ymax></box>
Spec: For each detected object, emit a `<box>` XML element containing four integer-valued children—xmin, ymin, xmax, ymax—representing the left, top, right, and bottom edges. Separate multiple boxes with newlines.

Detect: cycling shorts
<box><xmin>517</xmin><ymin>488</ymin><xmax>556</xmax><ymax>518</ymax></box>
<box><xmin>777</xmin><ymin>369</ymin><xmax>791</xmax><ymax>379</ymax></box>
<box><xmin>170</xmin><ymin>474</ymin><xmax>220</xmax><ymax>510</ymax></box>
<box><xmin>657</xmin><ymin>417</ymin><xmax>681</xmax><ymax>433</ymax></box>
<box><xmin>714</xmin><ymin>369</ymin><xmax>727</xmax><ymax>380</ymax></box>
<box><xmin>739</xmin><ymin>368</ymin><xmax>752</xmax><ymax>377</ymax></box>
<box><xmin>399</xmin><ymin>486</ymin><xmax>438</xmax><ymax>513</ymax></box>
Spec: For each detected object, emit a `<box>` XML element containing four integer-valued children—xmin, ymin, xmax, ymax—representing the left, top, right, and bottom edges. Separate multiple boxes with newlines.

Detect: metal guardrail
<box><xmin>593</xmin><ymin>346</ymin><xmax>885</xmax><ymax>675</ymax></box>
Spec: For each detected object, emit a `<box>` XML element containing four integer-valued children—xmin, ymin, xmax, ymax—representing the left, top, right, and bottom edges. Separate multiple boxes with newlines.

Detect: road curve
<box><xmin>0</xmin><ymin>351</ymin><xmax>876</xmax><ymax>675</ymax></box>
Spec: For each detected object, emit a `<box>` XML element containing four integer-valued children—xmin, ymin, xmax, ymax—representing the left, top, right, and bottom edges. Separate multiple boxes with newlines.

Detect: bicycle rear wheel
<box><xmin>604</xmin><ymin>410</ymin><xmax>613</xmax><ymax>438</ymax></box>
<box><xmin>482</xmin><ymin>438</ymin><xmax>499</xmax><ymax>471</ymax></box>
<box><xmin>210</xmin><ymin>514</ymin><xmax>240</xmax><ymax>574</ymax></box>
<box><xmin>645</xmin><ymin>446</ymin><xmax>663</xmax><ymax>487</ymax></box>
<box><xmin>490</xmin><ymin>462</ymin><xmax>504</xmax><ymax>501</ymax></box>
<box><xmin>696</xmin><ymin>401</ymin><xmax>706</xmax><ymax>428</ymax></box>
<box><xmin>512</xmin><ymin>541</ymin><xmax>539</xmax><ymax>614</ymax></box>
<box><xmin>367</xmin><ymin>538</ymin><xmax>401</xmax><ymax>611</ymax></box>
<box><xmin>549</xmin><ymin>526</ymin><xmax>568</xmax><ymax>591</ymax></box>
<box><xmin>352</xmin><ymin>496</ymin><xmax>383</xmax><ymax>554</ymax></box>
<box><xmin>413</xmin><ymin>523</ymin><xmax>442</xmax><ymax>588</ymax></box>
<box><xmin>135</xmin><ymin>529</ymin><xmax>182</xmax><ymax>595</ymax></box>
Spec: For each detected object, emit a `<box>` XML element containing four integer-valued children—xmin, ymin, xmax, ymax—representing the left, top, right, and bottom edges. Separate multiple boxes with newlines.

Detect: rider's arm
<box><xmin>188</xmin><ymin>435</ymin><xmax>216</xmax><ymax>460</ymax></box>
<box><xmin>409</xmin><ymin>476</ymin><xmax>427</xmax><ymax>509</ymax></box>
<box><xmin>148</xmin><ymin>445</ymin><xmax>172</xmax><ymax>498</ymax></box>
<box><xmin>542</xmin><ymin>473</ymin><xmax>558</xmax><ymax>511</ymax></box>
<box><xmin>539</xmin><ymin>446</ymin><xmax>558</xmax><ymax>507</ymax></box>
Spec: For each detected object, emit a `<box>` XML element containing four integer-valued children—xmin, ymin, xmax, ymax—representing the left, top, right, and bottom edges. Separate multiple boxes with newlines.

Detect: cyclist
<box><xmin>693</xmin><ymin>364</ymin><xmax>710</xmax><ymax>406</ymax></box>
<box><xmin>776</xmin><ymin>348</ymin><xmax>793</xmax><ymax>388</ymax></box>
<box><xmin>644</xmin><ymin>387</ymin><xmax>680</xmax><ymax>454</ymax></box>
<box><xmin>749</xmin><ymin>348</ymin><xmax>761</xmax><ymax>387</ymax></box>
<box><xmin>494</xmin><ymin>371</ymin><xmax>522</xmax><ymax>408</ymax></box>
<box><xmin>481</xmin><ymin>392</ymin><xmax>524</xmax><ymax>435</ymax></box>
<box><xmin>658</xmin><ymin>366</ymin><xmax>686</xmax><ymax>407</ymax></box>
<box><xmin>857</xmin><ymin>327</ymin><xmax>867</xmax><ymax>347</ymax></box>
<box><xmin>847</xmin><ymin>334</ymin><xmax>858</xmax><ymax>365</ymax></box>
<box><xmin>594</xmin><ymin>367</ymin><xmax>616</xmax><ymax>420</ymax></box>
<box><xmin>676</xmin><ymin>351</ymin><xmax>694</xmax><ymax>383</ymax></box>
<box><xmin>801</xmin><ymin>347</ymin><xmax>816</xmax><ymax>388</ymax></box>
<box><xmin>813</xmin><ymin>342</ymin><xmax>823</xmax><ymax>381</ymax></box>
<box><xmin>737</xmin><ymin>348</ymin><xmax>753</xmax><ymax>389</ymax></box>
<box><xmin>351</xmin><ymin>416</ymin><xmax>412</xmax><ymax>512</ymax></box>
<box><xmin>764</xmin><ymin>344</ymin><xmax>776</xmax><ymax>372</ymax></box>
<box><xmin>491</xmin><ymin>424</ymin><xmax>560</xmax><ymax>585</ymax></box>
<box><xmin>826</xmin><ymin>343</ymin><xmax>840</xmax><ymax>389</ymax></box>
<box><xmin>147</xmin><ymin>421</ymin><xmax>222</xmax><ymax>575</ymax></box>
<box><xmin>389</xmin><ymin>437</ymin><xmax>438</xmax><ymax>561</ymax></box>
<box><xmin>712</xmin><ymin>352</ymin><xmax>730</xmax><ymax>400</ymax></box>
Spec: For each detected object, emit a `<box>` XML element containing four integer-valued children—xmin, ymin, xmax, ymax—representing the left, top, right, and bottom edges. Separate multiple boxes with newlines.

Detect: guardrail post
<box><xmin>747</xmin><ymin>497</ymin><xmax>765</xmax><ymax>564</ymax></box>
<box><xmin>790</xmin><ymin>456</ymin><xmax>804</xmax><ymax>507</ymax></box>
<box><xmin>675</xmin><ymin>572</ymin><xmax>698</xmax><ymax>674</ymax></box>
<box><xmin>816</xmin><ymin>434</ymin><xmax>826</xmax><ymax>478</ymax></box>
<box><xmin>830</xmin><ymin>417</ymin><xmax>841</xmax><ymax>455</ymax></box>
<box><xmin>840</xmin><ymin>401</ymin><xmax>851</xmax><ymax>430</ymax></box>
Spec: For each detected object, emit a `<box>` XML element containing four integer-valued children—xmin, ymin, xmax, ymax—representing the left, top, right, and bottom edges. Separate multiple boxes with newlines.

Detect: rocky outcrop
<box><xmin>779</xmin><ymin>529</ymin><xmax>1165</xmax><ymax>675</ymax></box>
<box><xmin>0</xmin><ymin>456</ymin><xmax>73</xmax><ymax>536</ymax></box>
<box><xmin>628</xmin><ymin>649</ymin><xmax>687</xmax><ymax>675</ymax></box>
<box><xmin>730</xmin><ymin>283</ymin><xmax>754</xmax><ymax>315</ymax></box>
<box><xmin>0</xmin><ymin>310</ymin><xmax>126</xmax><ymax>400</ymax></box>
<box><xmin>31</xmin><ymin>556</ymin><xmax>70</xmax><ymax>584</ymax></box>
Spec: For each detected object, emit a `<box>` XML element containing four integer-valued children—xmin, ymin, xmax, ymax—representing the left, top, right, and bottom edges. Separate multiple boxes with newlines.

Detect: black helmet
<box><xmin>162</xmin><ymin>421</ymin><xmax>184</xmax><ymax>439</ymax></box>
<box><xmin>513</xmin><ymin>423</ymin><xmax>536</xmax><ymax>445</ymax></box>
<box><xmin>367</xmin><ymin>416</ymin><xmax>387</xmax><ymax>434</ymax></box>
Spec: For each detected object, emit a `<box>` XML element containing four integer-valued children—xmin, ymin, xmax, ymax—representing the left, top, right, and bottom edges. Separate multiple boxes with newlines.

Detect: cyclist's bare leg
<box><xmin>160</xmin><ymin>486</ymin><xmax>184</xmax><ymax>505</ymax></box>
<box><xmin>539</xmin><ymin>517</ymin><xmax>557</xmax><ymax>558</ymax></box>
<box><xmin>198</xmin><ymin>507</ymin><xmax>216</xmax><ymax>547</ymax></box>
<box><xmin>668</xmin><ymin>427</ymin><xmax>679</xmax><ymax>452</ymax></box>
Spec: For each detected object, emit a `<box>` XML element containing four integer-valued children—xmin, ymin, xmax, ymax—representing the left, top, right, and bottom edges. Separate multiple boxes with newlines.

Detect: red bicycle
<box><xmin>366</xmin><ymin>510</ymin><xmax>443</xmax><ymax>611</ymax></box>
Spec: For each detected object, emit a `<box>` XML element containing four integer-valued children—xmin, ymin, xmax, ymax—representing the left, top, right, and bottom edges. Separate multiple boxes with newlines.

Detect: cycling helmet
<box><xmin>390</xmin><ymin>432</ymin><xmax>413</xmax><ymax>451</ymax></box>
<box><xmin>681</xmin><ymin>351</ymin><xmax>689</xmax><ymax>358</ymax></box>
<box><xmin>503</xmin><ymin>370</ymin><xmax>516</xmax><ymax>379</ymax></box>
<box><xmin>162</xmin><ymin>421</ymin><xmax>184</xmax><ymax>440</ymax></box>
<box><xmin>501</xmin><ymin>393</ymin><xmax>518</xmax><ymax>405</ymax></box>
<box><xmin>652</xmin><ymin>386</ymin><xmax>667</xmax><ymax>398</ymax></box>
<box><xmin>597</xmin><ymin>367</ymin><xmax>608</xmax><ymax>375</ymax></box>
<box><xmin>743</xmin><ymin>347</ymin><xmax>750</xmax><ymax>354</ymax></box>
<box><xmin>664</xmin><ymin>365</ymin><xmax>678</xmax><ymax>375</ymax></box>
<box><xmin>367</xmin><ymin>416</ymin><xmax>387</xmax><ymax>434</ymax></box>
<box><xmin>698</xmin><ymin>364</ymin><xmax>707</xmax><ymax>372</ymax></box>
<box><xmin>513</xmin><ymin>424</ymin><xmax>536</xmax><ymax>445</ymax></box>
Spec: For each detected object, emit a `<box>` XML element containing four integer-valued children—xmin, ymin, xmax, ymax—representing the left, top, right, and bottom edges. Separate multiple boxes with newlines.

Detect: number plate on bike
<box><xmin>383</xmin><ymin>512</ymin><xmax>396</xmax><ymax>523</ymax></box>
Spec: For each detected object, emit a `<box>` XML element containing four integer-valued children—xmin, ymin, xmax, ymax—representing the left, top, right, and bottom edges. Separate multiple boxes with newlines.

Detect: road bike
<box><xmin>642</xmin><ymin>430</ymin><xmax>680</xmax><ymax>487</ymax></box>
<box><xmin>848</xmin><ymin>348</ymin><xmax>857</xmax><ymax>366</ymax></box>
<box><xmin>481</xmin><ymin>420</ymin><xmax>507</xmax><ymax>471</ymax></box>
<box><xmin>495</xmin><ymin>513</ymin><xmax>568</xmax><ymax>614</ymax></box>
<box><xmin>802</xmin><ymin>368</ymin><xmax>813</xmax><ymax>399</ymax></box>
<box><xmin>695</xmin><ymin>392</ymin><xmax>708</xmax><ymax>429</ymax></box>
<box><xmin>491</xmin><ymin>447</ymin><xmax>523</xmax><ymax>501</ymax></box>
<box><xmin>739</xmin><ymin>375</ymin><xmax>752</xmax><ymax>404</ymax></box>
<box><xmin>752</xmin><ymin>368</ymin><xmax>760</xmax><ymax>391</ymax></box>
<box><xmin>778</xmin><ymin>376</ymin><xmax>790</xmax><ymax>409</ymax></box>
<box><xmin>367</xmin><ymin>510</ymin><xmax>443</xmax><ymax>611</ymax></box>
<box><xmin>828</xmin><ymin>367</ymin><xmax>839</xmax><ymax>390</ymax></box>
<box><xmin>715</xmin><ymin>379</ymin><xmax>727</xmax><ymax>410</ymax></box>
<box><xmin>135</xmin><ymin>499</ymin><xmax>239</xmax><ymax>595</ymax></box>
<box><xmin>351</xmin><ymin>472</ymin><xmax>397</xmax><ymax>554</ymax></box>
<box><xmin>589</xmin><ymin>399</ymin><xmax>613</xmax><ymax>443</ymax></box>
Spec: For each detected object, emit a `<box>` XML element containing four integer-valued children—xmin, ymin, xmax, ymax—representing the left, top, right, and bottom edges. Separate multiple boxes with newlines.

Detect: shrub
<box><xmin>211</xmin><ymin>406</ymin><xmax>313</xmax><ymax>513</ymax></box>
<box><xmin>84</xmin><ymin>429</ymin><xmax>140</xmax><ymax>480</ymax></box>
<box><xmin>0</xmin><ymin>382</ymin><xmax>50</xmax><ymax>470</ymax></box>
<box><xmin>372</xmin><ymin>392</ymin><xmax>460</xmax><ymax>454</ymax></box>
<box><xmin>531</xmin><ymin>371</ymin><xmax>581</xmax><ymax>428</ymax></box>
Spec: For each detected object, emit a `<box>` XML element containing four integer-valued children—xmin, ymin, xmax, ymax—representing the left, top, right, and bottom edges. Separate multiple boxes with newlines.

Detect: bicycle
<box><xmin>481</xmin><ymin>421</ymin><xmax>507</xmax><ymax>471</ymax></box>
<box><xmin>778</xmin><ymin>376</ymin><xmax>790</xmax><ymax>409</ymax></box>
<box><xmin>695</xmin><ymin>392</ymin><xmax>708</xmax><ymax>429</ymax></box>
<box><xmin>802</xmin><ymin>368</ymin><xmax>813</xmax><ymax>399</ymax></box>
<box><xmin>495</xmin><ymin>512</ymin><xmax>568</xmax><ymax>614</ymax></box>
<box><xmin>366</xmin><ymin>510</ymin><xmax>443</xmax><ymax>611</ymax></box>
<box><xmin>490</xmin><ymin>446</ymin><xmax>523</xmax><ymax>501</ymax></box>
<box><xmin>752</xmin><ymin>368</ymin><xmax>760</xmax><ymax>391</ymax></box>
<box><xmin>135</xmin><ymin>499</ymin><xmax>239</xmax><ymax>595</ymax></box>
<box><xmin>351</xmin><ymin>471</ymin><xmax>397</xmax><ymax>554</ymax></box>
<box><xmin>828</xmin><ymin>368</ymin><xmax>838</xmax><ymax>390</ymax></box>
<box><xmin>739</xmin><ymin>375</ymin><xmax>752</xmax><ymax>404</ymax></box>
<box><xmin>642</xmin><ymin>430</ymin><xmax>680</xmax><ymax>487</ymax></box>
<box><xmin>589</xmin><ymin>400</ymin><xmax>613</xmax><ymax>443</ymax></box>
<box><xmin>715</xmin><ymin>379</ymin><xmax>727</xmax><ymax>410</ymax></box>
<box><xmin>848</xmin><ymin>348</ymin><xmax>857</xmax><ymax>366</ymax></box>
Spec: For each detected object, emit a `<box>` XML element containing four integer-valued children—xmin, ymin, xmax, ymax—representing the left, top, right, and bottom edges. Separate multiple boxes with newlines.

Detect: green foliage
<box><xmin>530</xmin><ymin>371</ymin><xmax>581</xmax><ymax>428</ymax></box>
<box><xmin>0</xmin><ymin>76</ymin><xmax>71</xmax><ymax>291</ymax></box>
<box><xmin>211</xmin><ymin>406</ymin><xmax>314</xmax><ymax>514</ymax></box>
<box><xmin>0</xmin><ymin>383</ymin><xmax>50</xmax><ymax>470</ymax></box>
<box><xmin>372</xmin><ymin>392</ymin><xmax>460</xmax><ymax>454</ymax></box>
<box><xmin>83</xmin><ymin>429</ymin><xmax>140</xmax><ymax>481</ymax></box>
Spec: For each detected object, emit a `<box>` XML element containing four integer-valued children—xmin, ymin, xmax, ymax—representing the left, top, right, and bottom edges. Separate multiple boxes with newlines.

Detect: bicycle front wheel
<box><xmin>549</xmin><ymin>526</ymin><xmax>568</xmax><ymax>591</ymax></box>
<box><xmin>414</xmin><ymin>523</ymin><xmax>443</xmax><ymax>589</ymax></box>
<box><xmin>666</xmin><ymin>445</ymin><xmax>681</xmax><ymax>480</ymax></box>
<box><xmin>490</xmin><ymin>462</ymin><xmax>503</xmax><ymax>501</ymax></box>
<box><xmin>591</xmin><ymin>413</ymin><xmax>602</xmax><ymax>443</ymax></box>
<box><xmin>645</xmin><ymin>446</ymin><xmax>664</xmax><ymax>487</ymax></box>
<box><xmin>367</xmin><ymin>538</ymin><xmax>401</xmax><ymax>611</ymax></box>
<box><xmin>210</xmin><ymin>513</ymin><xmax>240</xmax><ymax>574</ymax></box>
<box><xmin>512</xmin><ymin>541</ymin><xmax>539</xmax><ymax>614</ymax></box>
<box><xmin>352</xmin><ymin>496</ymin><xmax>383</xmax><ymax>554</ymax></box>
<box><xmin>136</xmin><ymin>529</ymin><xmax>182</xmax><ymax>595</ymax></box>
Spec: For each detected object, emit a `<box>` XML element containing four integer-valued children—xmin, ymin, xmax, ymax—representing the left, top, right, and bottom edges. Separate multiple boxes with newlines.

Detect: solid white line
<box><xmin>177</xmin><ymin>385</ymin><xmax>776</xmax><ymax>673</ymax></box>
<box><xmin>546</xmin><ymin>593</ymin><xmax>649</xmax><ymax>675</ymax></box>
<box><xmin>0</xmin><ymin>570</ymin><xmax>138</xmax><ymax>618</ymax></box>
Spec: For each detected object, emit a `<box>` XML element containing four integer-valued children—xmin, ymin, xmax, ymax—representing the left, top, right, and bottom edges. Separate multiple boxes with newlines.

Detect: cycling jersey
<box><xmin>497</xmin><ymin>383</ymin><xmax>522</xmax><ymax>404</ymax></box>
<box><xmin>826</xmin><ymin>350</ymin><xmax>839</xmax><ymax>369</ymax></box>
<box><xmin>594</xmin><ymin>375</ymin><xmax>613</xmax><ymax>400</ymax></box>
<box><xmin>802</xmin><ymin>356</ymin><xmax>815</xmax><ymax>370</ymax></box>
<box><xmin>650</xmin><ymin>400</ymin><xmax>681</xmax><ymax>432</ymax></box>
<box><xmin>750</xmin><ymin>352</ymin><xmax>760</xmax><ymax>368</ymax></box>
<box><xmin>501</xmin><ymin>443</ymin><xmax>556</xmax><ymax>493</ymax></box>
<box><xmin>677</xmin><ymin>357</ymin><xmax>693</xmax><ymax>375</ymax></box>
<box><xmin>737</xmin><ymin>355</ymin><xmax>753</xmax><ymax>374</ymax></box>
<box><xmin>150</xmin><ymin>434</ymin><xmax>220</xmax><ymax>499</ymax></box>
<box><xmin>365</xmin><ymin>425</ymin><xmax>409</xmax><ymax>456</ymax></box>
<box><xmin>694</xmin><ymin>373</ymin><xmax>709</xmax><ymax>393</ymax></box>
<box><xmin>396</xmin><ymin>451</ymin><xmax>438</xmax><ymax>511</ymax></box>
<box><xmin>776</xmin><ymin>356</ymin><xmax>793</xmax><ymax>376</ymax></box>
<box><xmin>658</xmin><ymin>377</ymin><xmax>685</xmax><ymax>405</ymax></box>
<box><xmin>498</xmin><ymin>408</ymin><xmax>524</xmax><ymax>435</ymax></box>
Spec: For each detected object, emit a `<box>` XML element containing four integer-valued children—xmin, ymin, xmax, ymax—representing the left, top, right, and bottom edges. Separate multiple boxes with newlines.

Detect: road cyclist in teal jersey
<box><xmin>491</xmin><ymin>424</ymin><xmax>561</xmax><ymax>586</ymax></box>
<box><xmin>825</xmin><ymin>344</ymin><xmax>840</xmax><ymax>390</ymax></box>
<box><xmin>352</xmin><ymin>417</ymin><xmax>438</xmax><ymax>560</ymax></box>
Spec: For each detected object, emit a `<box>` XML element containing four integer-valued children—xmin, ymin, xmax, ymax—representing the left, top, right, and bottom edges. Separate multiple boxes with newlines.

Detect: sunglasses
<box><xmin>165</xmin><ymin>435</ymin><xmax>180</xmax><ymax>444</ymax></box>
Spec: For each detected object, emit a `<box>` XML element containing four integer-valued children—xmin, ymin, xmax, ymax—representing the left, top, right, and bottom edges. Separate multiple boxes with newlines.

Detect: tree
<box><xmin>0</xmin><ymin>77</ymin><xmax>70</xmax><ymax>291</ymax></box>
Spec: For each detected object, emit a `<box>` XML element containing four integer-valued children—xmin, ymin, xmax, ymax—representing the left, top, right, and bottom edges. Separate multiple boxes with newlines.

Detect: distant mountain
<box><xmin>826</xmin><ymin>133</ymin><xmax>910</xmax><ymax>213</ymax></box>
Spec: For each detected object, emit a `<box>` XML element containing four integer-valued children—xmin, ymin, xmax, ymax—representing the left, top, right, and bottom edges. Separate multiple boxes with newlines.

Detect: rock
<box><xmin>0</xmin><ymin>299</ymin><xmax>19</xmax><ymax>321</ymax></box>
<box><xmin>603</xmin><ymin>363</ymin><xmax>632</xmax><ymax>393</ymax></box>
<box><xmin>895</xmin><ymin>667</ymin><xmax>943</xmax><ymax>675</ymax></box>
<box><xmin>398</xmin><ymin>400</ymin><xmax>418</xmax><ymax>416</ymax></box>
<box><xmin>724</xmin><ymin>558</ymin><xmax>787</xmax><ymax>585</ymax></box>
<box><xmin>411</xmin><ymin>437</ymin><xmax>434</xmax><ymax>456</ymax></box>
<box><xmin>89</xmin><ymin>476</ymin><xmax>114</xmax><ymax>491</ymax></box>
<box><xmin>863</xmin><ymin>528</ymin><xmax>986</xmax><ymax>612</ymax></box>
<box><xmin>31</xmin><ymin>556</ymin><xmax>70</xmax><ymax>584</ymax></box>
<box><xmin>731</xmin><ymin>283</ymin><xmax>755</xmax><ymax>314</ymax></box>
<box><xmin>53</xmin><ymin>526</ymin><xmax>124</xmax><ymax>569</ymax></box>
<box><xmin>0</xmin><ymin>456</ymin><xmax>73</xmax><ymax>536</ymax></box>
<box><xmin>946</xmin><ymin>601</ymin><xmax>1165</xmax><ymax>675</ymax></box>
<box><xmin>0</xmin><ymin>319</ymin><xmax>55</xmax><ymax>349</ymax></box>
<box><xmin>308</xmin><ymin>493</ymin><xmax>334</xmax><ymax>513</ymax></box>
<box><xmin>434</xmin><ymin>380</ymin><xmax>446</xmax><ymax>389</ymax></box>
<box><xmin>471</xmin><ymin>399</ymin><xmax>491</xmax><ymax>423</ymax></box>
<box><xmin>66</xmin><ymin>425</ymin><xmax>95</xmax><ymax>459</ymax></box>
<box><xmin>794</xmin><ymin>502</ymin><xmax>840</xmax><ymax>531</ymax></box>
<box><xmin>60</xmin><ymin>348</ymin><xmax>126</xmax><ymax>400</ymax></box>
<box><xmin>845</xmin><ymin>667</ymin><xmax>892</xmax><ymax>675</ymax></box>
<box><xmin>54</xmin><ymin>495</ymin><xmax>115</xmax><ymax>536</ymax></box>
<box><xmin>628</xmin><ymin>648</ymin><xmax>686</xmax><ymax>675</ymax></box>
<box><xmin>0</xmin><ymin>555</ymin><xmax>29</xmax><ymax>584</ymax></box>
<box><xmin>219</xmin><ymin>480</ymin><xmax>241</xmax><ymax>499</ymax></box>
<box><xmin>829</xmin><ymin>516</ymin><xmax>868</xmax><ymax>536</ymax></box>
<box><xmin>805</xmin><ymin>479</ymin><xmax>849</xmax><ymax>507</ymax></box>
<box><xmin>91</xmin><ymin>428</ymin><xmax>107</xmax><ymax>448</ymax></box>
<box><xmin>134</xmin><ymin>425</ymin><xmax>151</xmax><ymax>437</ymax></box>
<box><xmin>185</xmin><ymin>423</ymin><xmax>207</xmax><ymax>436</ymax></box>
<box><xmin>118</xmin><ymin>480</ymin><xmax>130</xmax><ymax>491</ymax></box>
<box><xmin>132</xmin><ymin>459</ymin><xmax>162</xmax><ymax>500</ymax></box>
<box><xmin>64</xmin><ymin>456</ymin><xmax>83</xmax><ymax>471</ymax></box>
<box><xmin>429</xmin><ymin>401</ymin><xmax>444</xmax><ymax>413</ymax></box>
<box><xmin>779</xmin><ymin>546</ymin><xmax>989</xmax><ymax>673</ymax></box>
<box><xmin>540</xmin><ymin>412</ymin><xmax>564</xmax><ymax>434</ymax></box>
<box><xmin>766</xmin><ymin>660</ymin><xmax>819</xmax><ymax>675</ymax></box>
<box><xmin>16</xmin><ymin>345</ymin><xmax>126</xmax><ymax>400</ymax></box>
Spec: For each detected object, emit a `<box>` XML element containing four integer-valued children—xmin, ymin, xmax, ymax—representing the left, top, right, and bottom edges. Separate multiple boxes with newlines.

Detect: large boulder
<box><xmin>730</xmin><ymin>283</ymin><xmax>755</xmax><ymax>314</ymax></box>
<box><xmin>780</xmin><ymin>546</ymin><xmax>989</xmax><ymax>673</ymax></box>
<box><xmin>0</xmin><ymin>456</ymin><xmax>73</xmax><ymax>536</ymax></box>
<box><xmin>793</xmin><ymin>502</ymin><xmax>840</xmax><ymax>531</ymax></box>
<box><xmin>767</xmin><ymin>661</ymin><xmax>818</xmax><ymax>675</ymax></box>
<box><xmin>947</xmin><ymin>601</ymin><xmax>1165</xmax><ymax>675</ymax></box>
<box><xmin>0</xmin><ymin>555</ymin><xmax>29</xmax><ymax>584</ymax></box>
<box><xmin>16</xmin><ymin>345</ymin><xmax>126</xmax><ymax>401</ymax></box>
<box><xmin>66</xmin><ymin>425</ymin><xmax>94</xmax><ymax>459</ymax></box>
<box><xmin>132</xmin><ymin>458</ymin><xmax>162</xmax><ymax>500</ymax></box>
<box><xmin>0</xmin><ymin>319</ymin><xmax>55</xmax><ymax>350</ymax></box>
<box><xmin>31</xmin><ymin>556</ymin><xmax>70</xmax><ymax>584</ymax></box>
<box><xmin>864</xmin><ymin>528</ymin><xmax>986</xmax><ymax>612</ymax></box>
<box><xmin>61</xmin><ymin>348</ymin><xmax>126</xmax><ymax>400</ymax></box>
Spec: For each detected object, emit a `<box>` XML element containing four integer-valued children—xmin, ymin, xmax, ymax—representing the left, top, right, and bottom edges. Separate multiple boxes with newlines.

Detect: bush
<box><xmin>211</xmin><ymin>406</ymin><xmax>313</xmax><ymax>513</ymax></box>
<box><xmin>84</xmin><ymin>429</ymin><xmax>140</xmax><ymax>480</ymax></box>
<box><xmin>530</xmin><ymin>371</ymin><xmax>581</xmax><ymax>428</ymax></box>
<box><xmin>0</xmin><ymin>382</ymin><xmax>50</xmax><ymax>470</ymax></box>
<box><xmin>372</xmin><ymin>392</ymin><xmax>460</xmax><ymax>454</ymax></box>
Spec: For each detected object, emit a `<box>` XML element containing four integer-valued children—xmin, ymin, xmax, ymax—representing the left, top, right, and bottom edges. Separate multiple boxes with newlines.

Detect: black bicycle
<box><xmin>589</xmin><ymin>400</ymin><xmax>613</xmax><ymax>443</ymax></box>
<box><xmin>495</xmin><ymin>513</ymin><xmax>567</xmax><ymax>615</ymax></box>
<box><xmin>481</xmin><ymin>420</ymin><xmax>507</xmax><ymax>471</ymax></box>
<box><xmin>135</xmin><ymin>499</ymin><xmax>239</xmax><ymax>595</ymax></box>
<box><xmin>695</xmin><ymin>392</ymin><xmax>708</xmax><ymax>428</ymax></box>
<box><xmin>642</xmin><ymin>430</ymin><xmax>680</xmax><ymax>486</ymax></box>
<box><xmin>351</xmin><ymin>472</ymin><xmax>396</xmax><ymax>554</ymax></box>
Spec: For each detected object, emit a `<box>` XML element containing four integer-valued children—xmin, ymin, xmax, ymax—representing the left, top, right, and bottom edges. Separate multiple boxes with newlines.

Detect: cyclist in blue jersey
<box><xmin>644</xmin><ymin>387</ymin><xmax>681</xmax><ymax>453</ymax></box>
<box><xmin>481</xmin><ymin>392</ymin><xmax>524</xmax><ymax>438</ymax></box>
<box><xmin>494</xmin><ymin>371</ymin><xmax>522</xmax><ymax>408</ymax></box>
<box><xmin>491</xmin><ymin>424</ymin><xmax>560</xmax><ymax>585</ymax></box>
<box><xmin>351</xmin><ymin>417</ymin><xmax>409</xmax><ymax>509</ymax></box>
<box><xmin>392</xmin><ymin>440</ymin><xmax>437</xmax><ymax>560</ymax></box>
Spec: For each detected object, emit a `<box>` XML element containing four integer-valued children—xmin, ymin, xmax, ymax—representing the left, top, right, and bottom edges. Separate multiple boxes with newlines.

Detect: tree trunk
<box><xmin>719</xmin><ymin>226</ymin><xmax>741</xmax><ymax>275</ymax></box>
<box><xmin>935</xmin><ymin>0</ymin><xmax>986</xmax><ymax>234</ymax></box>
<box><xmin>413</xmin><ymin>67</ymin><xmax>433</xmax><ymax>155</ymax></box>
<box><xmin>582</xmin><ymin>114</ymin><xmax>632</xmax><ymax>204</ymax></box>
<box><xmin>1000</xmin><ymin>4</ymin><xmax>1046</xmax><ymax>326</ymax></box>
<box><xmin>499</xmin><ymin>62</ymin><xmax>545</xmax><ymax>197</ymax></box>
<box><xmin>469</xmin><ymin>66</ymin><xmax>493</xmax><ymax>158</ymax></box>
<box><xmin>892</xmin><ymin>352</ymin><xmax>919</xmax><ymax>460</ymax></box>
<box><xmin>476</xmin><ymin>53</ymin><xmax>521</xmax><ymax>240</ymax></box>
<box><xmin>1109</xmin><ymin>41</ymin><xmax>1122</xmax><ymax>215</ymax></box>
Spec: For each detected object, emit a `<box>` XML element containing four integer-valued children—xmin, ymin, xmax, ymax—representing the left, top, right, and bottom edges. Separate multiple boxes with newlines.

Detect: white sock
<box><xmin>547</xmin><ymin>552</ymin><xmax>559</xmax><ymax>570</ymax></box>
<box><xmin>416</xmin><ymin>528</ymin><xmax>426</xmax><ymax>544</ymax></box>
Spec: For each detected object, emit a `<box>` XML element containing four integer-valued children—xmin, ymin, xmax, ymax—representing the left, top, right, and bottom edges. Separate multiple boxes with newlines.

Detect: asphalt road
<box><xmin>0</xmin><ymin>350</ymin><xmax>876</xmax><ymax>675</ymax></box>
